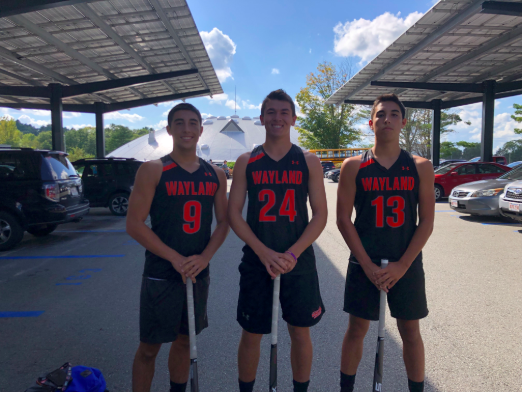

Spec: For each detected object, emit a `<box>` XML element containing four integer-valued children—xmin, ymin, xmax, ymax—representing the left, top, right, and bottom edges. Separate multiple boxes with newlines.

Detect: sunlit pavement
<box><xmin>0</xmin><ymin>179</ymin><xmax>520</xmax><ymax>391</ymax></box>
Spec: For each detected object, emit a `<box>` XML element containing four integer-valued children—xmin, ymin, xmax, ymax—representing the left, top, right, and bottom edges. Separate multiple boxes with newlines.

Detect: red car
<box><xmin>434</xmin><ymin>162</ymin><xmax>511</xmax><ymax>201</ymax></box>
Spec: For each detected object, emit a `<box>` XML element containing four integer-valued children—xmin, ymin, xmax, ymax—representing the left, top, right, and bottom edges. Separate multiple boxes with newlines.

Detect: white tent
<box><xmin>107</xmin><ymin>115</ymin><xmax>303</xmax><ymax>161</ymax></box>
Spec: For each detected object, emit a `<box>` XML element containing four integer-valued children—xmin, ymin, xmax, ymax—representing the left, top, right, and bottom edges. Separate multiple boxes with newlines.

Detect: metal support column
<box><xmin>481</xmin><ymin>80</ymin><xmax>496</xmax><ymax>162</ymax></box>
<box><xmin>431</xmin><ymin>99</ymin><xmax>442</xmax><ymax>167</ymax></box>
<box><xmin>50</xmin><ymin>83</ymin><xmax>64</xmax><ymax>151</ymax></box>
<box><xmin>95</xmin><ymin>102</ymin><xmax>105</xmax><ymax>158</ymax></box>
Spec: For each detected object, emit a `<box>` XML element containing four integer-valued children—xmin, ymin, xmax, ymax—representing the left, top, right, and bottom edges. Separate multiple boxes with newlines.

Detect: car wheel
<box><xmin>0</xmin><ymin>211</ymin><xmax>24</xmax><ymax>251</ymax></box>
<box><xmin>27</xmin><ymin>224</ymin><xmax>58</xmax><ymax>237</ymax></box>
<box><xmin>434</xmin><ymin>184</ymin><xmax>444</xmax><ymax>201</ymax></box>
<box><xmin>109</xmin><ymin>192</ymin><xmax>130</xmax><ymax>216</ymax></box>
<box><xmin>333</xmin><ymin>176</ymin><xmax>339</xmax><ymax>183</ymax></box>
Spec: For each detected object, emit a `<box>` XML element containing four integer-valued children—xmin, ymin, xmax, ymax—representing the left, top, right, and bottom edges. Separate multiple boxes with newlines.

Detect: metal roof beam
<box><xmin>333</xmin><ymin>0</ymin><xmax>485</xmax><ymax>102</ymax></box>
<box><xmin>497</xmin><ymin>80</ymin><xmax>522</xmax><ymax>93</ymax></box>
<box><xmin>371</xmin><ymin>81</ymin><xmax>483</xmax><ymax>93</ymax></box>
<box><xmin>0</xmin><ymin>85</ymin><xmax>49</xmax><ymax>98</ymax></box>
<box><xmin>61</xmin><ymin>69</ymin><xmax>197</xmax><ymax>97</ymax></box>
<box><xmin>147</xmin><ymin>0</ymin><xmax>209</xmax><ymax>93</ymax></box>
<box><xmin>105</xmin><ymin>89</ymin><xmax>210</xmax><ymax>112</ymax></box>
<box><xmin>344</xmin><ymin>99</ymin><xmax>435</xmax><ymax>109</ymax></box>
<box><xmin>0</xmin><ymin>0</ymin><xmax>103</xmax><ymax>18</ymax></box>
<box><xmin>481</xmin><ymin>1</ymin><xmax>522</xmax><ymax>17</ymax></box>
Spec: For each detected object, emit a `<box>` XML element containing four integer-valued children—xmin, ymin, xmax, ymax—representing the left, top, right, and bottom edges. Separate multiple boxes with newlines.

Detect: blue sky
<box><xmin>1</xmin><ymin>0</ymin><xmax>521</xmax><ymax>152</ymax></box>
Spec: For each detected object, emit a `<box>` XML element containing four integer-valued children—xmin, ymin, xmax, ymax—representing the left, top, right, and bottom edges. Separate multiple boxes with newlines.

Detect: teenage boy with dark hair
<box><xmin>127</xmin><ymin>102</ymin><xmax>229</xmax><ymax>392</ymax></box>
<box><xmin>337</xmin><ymin>94</ymin><xmax>435</xmax><ymax>392</ymax></box>
<box><xmin>228</xmin><ymin>89</ymin><xmax>328</xmax><ymax>392</ymax></box>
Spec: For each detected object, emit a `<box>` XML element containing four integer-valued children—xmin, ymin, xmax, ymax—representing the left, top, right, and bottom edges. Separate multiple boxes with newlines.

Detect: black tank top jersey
<box><xmin>242</xmin><ymin>144</ymin><xmax>315</xmax><ymax>274</ymax></box>
<box><xmin>143</xmin><ymin>156</ymin><xmax>219</xmax><ymax>280</ymax></box>
<box><xmin>351</xmin><ymin>149</ymin><xmax>420</xmax><ymax>263</ymax></box>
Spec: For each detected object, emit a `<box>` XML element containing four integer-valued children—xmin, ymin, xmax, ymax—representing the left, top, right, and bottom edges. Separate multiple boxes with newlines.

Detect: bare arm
<box><xmin>285</xmin><ymin>152</ymin><xmax>327</xmax><ymax>272</ymax></box>
<box><xmin>126</xmin><ymin>160</ymin><xmax>187</xmax><ymax>280</ymax></box>
<box><xmin>227</xmin><ymin>153</ymin><xmax>288</xmax><ymax>278</ymax></box>
<box><xmin>182</xmin><ymin>166</ymin><xmax>230</xmax><ymax>281</ymax></box>
<box><xmin>375</xmin><ymin>157</ymin><xmax>435</xmax><ymax>289</ymax></box>
<box><xmin>336</xmin><ymin>156</ymin><xmax>382</xmax><ymax>289</ymax></box>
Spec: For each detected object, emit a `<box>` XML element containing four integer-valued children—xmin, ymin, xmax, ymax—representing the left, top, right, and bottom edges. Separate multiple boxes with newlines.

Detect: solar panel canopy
<box><xmin>326</xmin><ymin>0</ymin><xmax>522</xmax><ymax>106</ymax></box>
<box><xmin>0</xmin><ymin>0</ymin><xmax>223</xmax><ymax>108</ymax></box>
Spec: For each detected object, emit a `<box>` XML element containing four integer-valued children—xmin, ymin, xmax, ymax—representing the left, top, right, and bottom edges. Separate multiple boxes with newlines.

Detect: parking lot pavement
<box><xmin>0</xmin><ymin>179</ymin><xmax>521</xmax><ymax>391</ymax></box>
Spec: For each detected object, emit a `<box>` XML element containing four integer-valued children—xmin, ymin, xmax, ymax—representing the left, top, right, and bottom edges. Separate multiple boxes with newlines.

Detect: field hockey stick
<box><xmin>269</xmin><ymin>275</ymin><xmax>281</xmax><ymax>392</ymax></box>
<box><xmin>186</xmin><ymin>280</ymin><xmax>199</xmax><ymax>392</ymax></box>
<box><xmin>372</xmin><ymin>259</ymin><xmax>388</xmax><ymax>392</ymax></box>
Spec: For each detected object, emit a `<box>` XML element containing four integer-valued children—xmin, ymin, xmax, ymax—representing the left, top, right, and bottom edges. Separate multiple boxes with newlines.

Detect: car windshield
<box><xmin>45</xmin><ymin>154</ymin><xmax>78</xmax><ymax>180</ymax></box>
<box><xmin>468</xmin><ymin>157</ymin><xmax>480</xmax><ymax>162</ymax></box>
<box><xmin>507</xmin><ymin>161</ymin><xmax>522</xmax><ymax>168</ymax></box>
<box><xmin>435</xmin><ymin>163</ymin><xmax>459</xmax><ymax>174</ymax></box>
<box><xmin>498</xmin><ymin>164</ymin><xmax>522</xmax><ymax>180</ymax></box>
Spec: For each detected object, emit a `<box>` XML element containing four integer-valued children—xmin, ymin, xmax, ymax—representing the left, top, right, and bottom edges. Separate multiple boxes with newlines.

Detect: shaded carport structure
<box><xmin>326</xmin><ymin>0</ymin><xmax>522</xmax><ymax>166</ymax></box>
<box><xmin>0</xmin><ymin>0</ymin><xmax>223</xmax><ymax>157</ymax></box>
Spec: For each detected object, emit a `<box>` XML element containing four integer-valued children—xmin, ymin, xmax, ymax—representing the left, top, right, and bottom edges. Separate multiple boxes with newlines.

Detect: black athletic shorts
<box><xmin>237</xmin><ymin>262</ymin><xmax>325</xmax><ymax>334</ymax></box>
<box><xmin>139</xmin><ymin>275</ymin><xmax>209</xmax><ymax>344</ymax></box>
<box><xmin>344</xmin><ymin>257</ymin><xmax>428</xmax><ymax>321</ymax></box>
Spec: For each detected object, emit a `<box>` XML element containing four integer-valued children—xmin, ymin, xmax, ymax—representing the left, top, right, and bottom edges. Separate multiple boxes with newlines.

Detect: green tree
<box><xmin>456</xmin><ymin>141</ymin><xmax>481</xmax><ymax>160</ymax></box>
<box><xmin>0</xmin><ymin>117</ymin><xmax>23</xmax><ymax>146</ymax></box>
<box><xmin>105</xmin><ymin>124</ymin><xmax>151</xmax><ymax>154</ymax></box>
<box><xmin>67</xmin><ymin>147</ymin><xmax>94</xmax><ymax>162</ymax></box>
<box><xmin>36</xmin><ymin>131</ymin><xmax>52</xmax><ymax>150</ymax></box>
<box><xmin>295</xmin><ymin>61</ymin><xmax>362</xmax><ymax>149</ymax></box>
<box><xmin>440</xmin><ymin>141</ymin><xmax>463</xmax><ymax>159</ymax></box>
<box><xmin>19</xmin><ymin>133</ymin><xmax>39</xmax><ymax>149</ymax></box>
<box><xmin>65</xmin><ymin>126</ymin><xmax>97</xmax><ymax>155</ymax></box>
<box><xmin>496</xmin><ymin>140</ymin><xmax>522</xmax><ymax>163</ymax></box>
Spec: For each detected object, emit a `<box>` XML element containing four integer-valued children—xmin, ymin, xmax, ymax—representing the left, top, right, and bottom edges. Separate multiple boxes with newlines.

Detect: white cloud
<box><xmin>206</xmin><ymin>93</ymin><xmax>229</xmax><ymax>105</ymax></box>
<box><xmin>241</xmin><ymin>100</ymin><xmax>261</xmax><ymax>110</ymax></box>
<box><xmin>18</xmin><ymin>114</ymin><xmax>50</xmax><ymax>127</ymax></box>
<box><xmin>333</xmin><ymin>11</ymin><xmax>424</xmax><ymax>64</ymax></box>
<box><xmin>159</xmin><ymin>100</ymin><xmax>179</xmax><ymax>107</ymax></box>
<box><xmin>162</xmin><ymin>110</ymin><xmax>169</xmax><ymax>117</ymax></box>
<box><xmin>201</xmin><ymin>113</ymin><xmax>213</xmax><ymax>118</ymax></box>
<box><xmin>21</xmin><ymin>109</ymin><xmax>51</xmax><ymax>117</ymax></box>
<box><xmin>63</xmin><ymin>112</ymin><xmax>82</xmax><ymax>119</ymax></box>
<box><xmin>200</xmin><ymin>28</ymin><xmax>236</xmax><ymax>83</ymax></box>
<box><xmin>0</xmin><ymin>108</ymin><xmax>14</xmax><ymax>119</ymax></box>
<box><xmin>309</xmin><ymin>48</ymin><xmax>312</xmax><ymax>54</ymax></box>
<box><xmin>226</xmin><ymin>100</ymin><xmax>240</xmax><ymax>110</ymax></box>
<box><xmin>105</xmin><ymin>111</ymin><xmax>144</xmax><ymax>123</ymax></box>
<box><xmin>68</xmin><ymin>124</ymin><xmax>94</xmax><ymax>130</ymax></box>
<box><xmin>271</xmin><ymin>68</ymin><xmax>280</xmax><ymax>75</ymax></box>
<box><xmin>294</xmin><ymin>100</ymin><xmax>305</xmax><ymax>118</ymax></box>
<box><xmin>151</xmin><ymin>120</ymin><xmax>168</xmax><ymax>130</ymax></box>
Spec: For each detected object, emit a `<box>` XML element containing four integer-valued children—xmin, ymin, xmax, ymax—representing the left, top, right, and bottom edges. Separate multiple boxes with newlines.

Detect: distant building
<box><xmin>107</xmin><ymin>115</ymin><xmax>303</xmax><ymax>161</ymax></box>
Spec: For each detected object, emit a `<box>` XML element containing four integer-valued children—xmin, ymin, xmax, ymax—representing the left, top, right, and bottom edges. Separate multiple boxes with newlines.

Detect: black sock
<box><xmin>169</xmin><ymin>380</ymin><xmax>187</xmax><ymax>392</ymax></box>
<box><xmin>340</xmin><ymin>371</ymin><xmax>356</xmax><ymax>392</ymax></box>
<box><xmin>408</xmin><ymin>379</ymin><xmax>424</xmax><ymax>392</ymax></box>
<box><xmin>293</xmin><ymin>379</ymin><xmax>310</xmax><ymax>392</ymax></box>
<box><xmin>238</xmin><ymin>378</ymin><xmax>255</xmax><ymax>392</ymax></box>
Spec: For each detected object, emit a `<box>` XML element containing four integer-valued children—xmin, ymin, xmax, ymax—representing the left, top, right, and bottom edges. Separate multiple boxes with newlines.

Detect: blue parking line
<box><xmin>55</xmin><ymin>230</ymin><xmax>126</xmax><ymax>233</ymax></box>
<box><xmin>0</xmin><ymin>255</ymin><xmax>125</xmax><ymax>260</ymax></box>
<box><xmin>56</xmin><ymin>283</ymin><xmax>82</xmax><ymax>286</ymax></box>
<box><xmin>481</xmin><ymin>223</ymin><xmax>520</xmax><ymax>226</ymax></box>
<box><xmin>0</xmin><ymin>311</ymin><xmax>44</xmax><ymax>318</ymax></box>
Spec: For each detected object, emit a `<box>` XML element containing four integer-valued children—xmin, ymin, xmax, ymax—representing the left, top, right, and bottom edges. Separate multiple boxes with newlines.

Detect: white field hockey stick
<box><xmin>269</xmin><ymin>275</ymin><xmax>281</xmax><ymax>392</ymax></box>
<box><xmin>372</xmin><ymin>259</ymin><xmax>388</xmax><ymax>392</ymax></box>
<box><xmin>186</xmin><ymin>280</ymin><xmax>199</xmax><ymax>392</ymax></box>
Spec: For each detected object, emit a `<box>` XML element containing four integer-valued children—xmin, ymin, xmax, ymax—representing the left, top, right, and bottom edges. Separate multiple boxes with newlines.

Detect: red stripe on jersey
<box><xmin>163</xmin><ymin>162</ymin><xmax>177</xmax><ymax>172</ymax></box>
<box><xmin>248</xmin><ymin>152</ymin><xmax>265</xmax><ymax>164</ymax></box>
<box><xmin>359</xmin><ymin>158</ymin><xmax>374</xmax><ymax>169</ymax></box>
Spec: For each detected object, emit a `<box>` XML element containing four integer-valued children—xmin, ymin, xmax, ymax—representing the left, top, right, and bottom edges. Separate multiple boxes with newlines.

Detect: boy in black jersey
<box><xmin>126</xmin><ymin>103</ymin><xmax>229</xmax><ymax>392</ymax></box>
<box><xmin>337</xmin><ymin>94</ymin><xmax>435</xmax><ymax>392</ymax></box>
<box><xmin>228</xmin><ymin>89</ymin><xmax>328</xmax><ymax>392</ymax></box>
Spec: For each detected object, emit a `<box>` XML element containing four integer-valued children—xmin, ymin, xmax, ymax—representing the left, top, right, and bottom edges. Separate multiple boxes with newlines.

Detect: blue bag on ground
<box><xmin>66</xmin><ymin>366</ymin><xmax>106</xmax><ymax>392</ymax></box>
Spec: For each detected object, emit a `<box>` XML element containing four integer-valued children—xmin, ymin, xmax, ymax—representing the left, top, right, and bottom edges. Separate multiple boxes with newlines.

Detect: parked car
<box><xmin>212</xmin><ymin>161</ymin><xmax>231</xmax><ymax>179</ymax></box>
<box><xmin>499</xmin><ymin>180</ymin><xmax>522</xmax><ymax>222</ymax></box>
<box><xmin>321</xmin><ymin>161</ymin><xmax>335</xmax><ymax>173</ymax></box>
<box><xmin>324</xmin><ymin>168</ymin><xmax>338</xmax><ymax>178</ymax></box>
<box><xmin>72</xmin><ymin>157</ymin><xmax>143</xmax><ymax>216</ymax></box>
<box><xmin>0</xmin><ymin>148</ymin><xmax>90</xmax><ymax>251</ymax></box>
<box><xmin>434</xmin><ymin>159</ymin><xmax>466</xmax><ymax>170</ymax></box>
<box><xmin>448</xmin><ymin>164</ymin><xmax>522</xmax><ymax>217</ymax></box>
<box><xmin>434</xmin><ymin>162</ymin><xmax>510</xmax><ymax>201</ymax></box>
<box><xmin>326</xmin><ymin>168</ymin><xmax>340</xmax><ymax>180</ymax></box>
<box><xmin>468</xmin><ymin>156</ymin><xmax>508</xmax><ymax>165</ymax></box>
<box><xmin>331</xmin><ymin>170</ymin><xmax>341</xmax><ymax>183</ymax></box>
<box><xmin>507</xmin><ymin>161</ymin><xmax>522</xmax><ymax>168</ymax></box>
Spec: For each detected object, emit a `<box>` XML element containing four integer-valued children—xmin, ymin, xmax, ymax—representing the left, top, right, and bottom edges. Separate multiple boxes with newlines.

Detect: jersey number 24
<box><xmin>259</xmin><ymin>189</ymin><xmax>297</xmax><ymax>222</ymax></box>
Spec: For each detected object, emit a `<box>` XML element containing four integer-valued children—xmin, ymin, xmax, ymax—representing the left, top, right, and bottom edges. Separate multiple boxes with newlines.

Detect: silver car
<box><xmin>448</xmin><ymin>164</ymin><xmax>522</xmax><ymax>216</ymax></box>
<box><xmin>499</xmin><ymin>180</ymin><xmax>522</xmax><ymax>222</ymax></box>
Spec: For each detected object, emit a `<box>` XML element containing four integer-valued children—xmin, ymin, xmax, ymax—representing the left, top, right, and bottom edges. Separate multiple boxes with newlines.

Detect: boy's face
<box><xmin>166</xmin><ymin>109</ymin><xmax>203</xmax><ymax>150</ymax></box>
<box><xmin>369</xmin><ymin>101</ymin><xmax>407</xmax><ymax>143</ymax></box>
<box><xmin>260</xmin><ymin>99</ymin><xmax>297</xmax><ymax>138</ymax></box>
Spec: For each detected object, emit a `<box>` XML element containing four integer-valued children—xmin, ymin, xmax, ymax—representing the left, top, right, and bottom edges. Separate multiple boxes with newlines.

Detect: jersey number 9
<box><xmin>183</xmin><ymin>201</ymin><xmax>202</xmax><ymax>234</ymax></box>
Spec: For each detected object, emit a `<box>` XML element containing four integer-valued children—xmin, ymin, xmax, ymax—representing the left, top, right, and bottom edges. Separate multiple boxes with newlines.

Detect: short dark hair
<box><xmin>261</xmin><ymin>89</ymin><xmax>296</xmax><ymax>117</ymax></box>
<box><xmin>167</xmin><ymin>103</ymin><xmax>202</xmax><ymax>127</ymax></box>
<box><xmin>371</xmin><ymin>94</ymin><xmax>406</xmax><ymax>119</ymax></box>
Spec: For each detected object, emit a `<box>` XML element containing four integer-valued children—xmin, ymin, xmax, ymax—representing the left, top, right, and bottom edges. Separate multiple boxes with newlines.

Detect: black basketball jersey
<box><xmin>242</xmin><ymin>144</ymin><xmax>316</xmax><ymax>274</ymax></box>
<box><xmin>143</xmin><ymin>155</ymin><xmax>219</xmax><ymax>280</ymax></box>
<box><xmin>352</xmin><ymin>149</ymin><xmax>420</xmax><ymax>263</ymax></box>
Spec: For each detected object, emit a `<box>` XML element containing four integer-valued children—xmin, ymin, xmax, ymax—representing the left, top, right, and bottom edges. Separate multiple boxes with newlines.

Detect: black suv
<box><xmin>321</xmin><ymin>161</ymin><xmax>335</xmax><ymax>173</ymax></box>
<box><xmin>72</xmin><ymin>158</ymin><xmax>143</xmax><ymax>216</ymax></box>
<box><xmin>0</xmin><ymin>148</ymin><xmax>90</xmax><ymax>251</ymax></box>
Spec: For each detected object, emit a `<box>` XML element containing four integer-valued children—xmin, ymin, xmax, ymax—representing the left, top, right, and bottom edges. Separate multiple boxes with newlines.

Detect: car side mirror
<box><xmin>450</xmin><ymin>171</ymin><xmax>458</xmax><ymax>176</ymax></box>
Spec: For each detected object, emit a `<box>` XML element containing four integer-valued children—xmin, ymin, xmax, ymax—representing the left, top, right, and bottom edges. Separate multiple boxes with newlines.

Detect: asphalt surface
<box><xmin>0</xmin><ymin>178</ymin><xmax>521</xmax><ymax>392</ymax></box>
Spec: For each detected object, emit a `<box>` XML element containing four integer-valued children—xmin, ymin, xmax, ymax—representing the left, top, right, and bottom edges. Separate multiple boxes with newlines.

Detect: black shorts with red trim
<box><xmin>237</xmin><ymin>261</ymin><xmax>325</xmax><ymax>334</ymax></box>
<box><xmin>344</xmin><ymin>257</ymin><xmax>428</xmax><ymax>321</ymax></box>
<box><xmin>139</xmin><ymin>275</ymin><xmax>209</xmax><ymax>344</ymax></box>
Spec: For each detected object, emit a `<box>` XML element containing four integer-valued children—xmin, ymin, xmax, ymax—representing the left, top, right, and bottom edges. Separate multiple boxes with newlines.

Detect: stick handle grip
<box><xmin>186</xmin><ymin>280</ymin><xmax>197</xmax><ymax>360</ymax></box>
<box><xmin>271</xmin><ymin>275</ymin><xmax>281</xmax><ymax>345</ymax></box>
<box><xmin>377</xmin><ymin>259</ymin><xmax>388</xmax><ymax>337</ymax></box>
